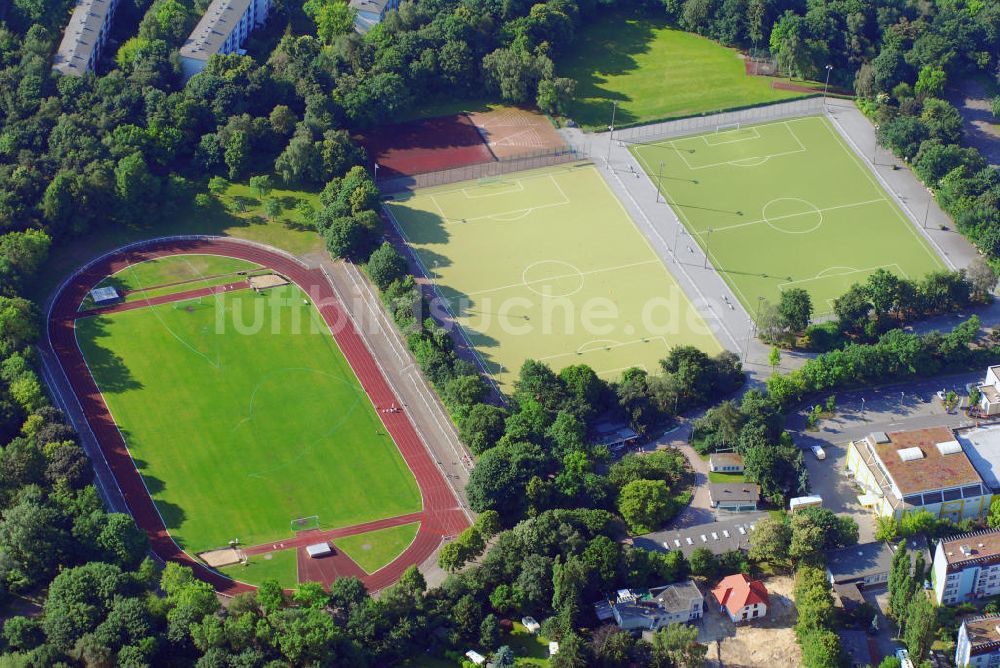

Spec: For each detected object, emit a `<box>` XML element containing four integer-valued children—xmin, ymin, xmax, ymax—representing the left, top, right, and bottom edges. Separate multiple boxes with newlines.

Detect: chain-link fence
<box><xmin>614</xmin><ymin>96</ymin><xmax>827</xmax><ymax>145</ymax></box>
<box><xmin>377</xmin><ymin>145</ymin><xmax>583</xmax><ymax>193</ymax></box>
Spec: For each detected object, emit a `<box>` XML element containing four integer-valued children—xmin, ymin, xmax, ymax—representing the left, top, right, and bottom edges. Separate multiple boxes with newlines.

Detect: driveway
<box><xmin>788</xmin><ymin>370</ymin><xmax>985</xmax><ymax>541</ymax></box>
<box><xmin>948</xmin><ymin>77</ymin><xmax>1000</xmax><ymax>168</ymax></box>
<box><xmin>653</xmin><ymin>424</ymin><xmax>717</xmax><ymax>528</ymax></box>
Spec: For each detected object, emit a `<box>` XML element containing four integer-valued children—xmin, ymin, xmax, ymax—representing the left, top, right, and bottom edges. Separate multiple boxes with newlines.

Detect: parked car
<box><xmin>811</xmin><ymin>445</ymin><xmax>826</xmax><ymax>460</ymax></box>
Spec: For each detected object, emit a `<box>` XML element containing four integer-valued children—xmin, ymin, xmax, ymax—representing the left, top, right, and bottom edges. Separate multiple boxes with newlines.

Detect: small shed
<box><xmin>548</xmin><ymin>641</ymin><xmax>560</xmax><ymax>656</ymax></box>
<box><xmin>521</xmin><ymin>616</ymin><xmax>540</xmax><ymax>633</ymax></box>
<box><xmin>305</xmin><ymin>542</ymin><xmax>332</xmax><ymax>558</ymax></box>
<box><xmin>90</xmin><ymin>286</ymin><xmax>121</xmax><ymax>306</ymax></box>
<box><xmin>789</xmin><ymin>495</ymin><xmax>823</xmax><ymax>513</ymax></box>
<box><xmin>464</xmin><ymin>650</ymin><xmax>486</xmax><ymax>665</ymax></box>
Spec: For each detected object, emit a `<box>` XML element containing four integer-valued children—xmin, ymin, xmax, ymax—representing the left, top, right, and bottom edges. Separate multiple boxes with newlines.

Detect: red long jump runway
<box><xmin>48</xmin><ymin>238</ymin><xmax>470</xmax><ymax>595</ymax></box>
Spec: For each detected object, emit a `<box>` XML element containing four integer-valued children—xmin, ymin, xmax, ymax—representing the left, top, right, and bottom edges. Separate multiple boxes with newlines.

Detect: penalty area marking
<box><xmin>777</xmin><ymin>263</ymin><xmax>908</xmax><ymax>291</ymax></box>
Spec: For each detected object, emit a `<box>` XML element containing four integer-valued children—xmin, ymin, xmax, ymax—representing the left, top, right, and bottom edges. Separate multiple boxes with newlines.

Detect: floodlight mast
<box><xmin>605</xmin><ymin>101</ymin><xmax>618</xmax><ymax>164</ymax></box>
<box><xmin>823</xmin><ymin>64</ymin><xmax>834</xmax><ymax>109</ymax></box>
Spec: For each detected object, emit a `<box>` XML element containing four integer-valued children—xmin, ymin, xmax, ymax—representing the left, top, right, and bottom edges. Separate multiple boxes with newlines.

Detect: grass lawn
<box><xmin>81</xmin><ymin>255</ymin><xmax>262</xmax><ymax>309</ymax></box>
<box><xmin>76</xmin><ymin>283</ymin><xmax>422</xmax><ymax>553</ymax></box>
<box><xmin>334</xmin><ymin>522</ymin><xmax>420</xmax><ymax>574</ymax></box>
<box><xmin>29</xmin><ymin>180</ymin><xmax>323</xmax><ymax>305</ymax></box>
<box><xmin>631</xmin><ymin>115</ymin><xmax>946</xmax><ymax>316</ymax></box>
<box><xmin>384</xmin><ymin>163</ymin><xmax>722</xmax><ymax>392</ymax></box>
<box><xmin>708</xmin><ymin>470</ymin><xmax>746</xmax><ymax>484</ymax></box>
<box><xmin>505</xmin><ymin>622</ymin><xmax>552</xmax><ymax>666</ymax></box>
<box><xmin>219</xmin><ymin>549</ymin><xmax>297</xmax><ymax>589</ymax></box>
<box><xmin>559</xmin><ymin>9</ymin><xmax>806</xmax><ymax>129</ymax></box>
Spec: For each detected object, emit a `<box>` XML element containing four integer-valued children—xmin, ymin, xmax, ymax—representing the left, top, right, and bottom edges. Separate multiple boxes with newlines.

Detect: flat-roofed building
<box><xmin>350</xmin><ymin>0</ymin><xmax>401</xmax><ymax>33</ymax></box>
<box><xmin>178</xmin><ymin>0</ymin><xmax>271</xmax><ymax>81</ymax></box>
<box><xmin>708</xmin><ymin>483</ymin><xmax>760</xmax><ymax>512</ymax></box>
<box><xmin>633</xmin><ymin>512</ymin><xmax>767</xmax><ymax>559</ymax></box>
<box><xmin>845</xmin><ymin>427</ymin><xmax>991</xmax><ymax>522</ymax></box>
<box><xmin>709</xmin><ymin>453</ymin><xmax>744</xmax><ymax>473</ymax></box>
<box><xmin>957</xmin><ymin>614</ymin><xmax>1000</xmax><ymax>667</ymax></box>
<box><xmin>52</xmin><ymin>0</ymin><xmax>121</xmax><ymax>76</ymax></box>
<box><xmin>933</xmin><ymin>529</ymin><xmax>1000</xmax><ymax>605</ymax></box>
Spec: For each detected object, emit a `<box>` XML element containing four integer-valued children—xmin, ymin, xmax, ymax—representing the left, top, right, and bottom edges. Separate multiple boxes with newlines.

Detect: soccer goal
<box><xmin>290</xmin><ymin>515</ymin><xmax>320</xmax><ymax>532</ymax></box>
<box><xmin>716</xmin><ymin>122</ymin><xmax>741</xmax><ymax>133</ymax></box>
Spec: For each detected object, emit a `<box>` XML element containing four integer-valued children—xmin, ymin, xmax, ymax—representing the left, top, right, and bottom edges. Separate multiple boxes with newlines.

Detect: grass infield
<box><xmin>219</xmin><ymin>549</ymin><xmax>298</xmax><ymax>590</ymax></box>
<box><xmin>333</xmin><ymin>522</ymin><xmax>420</xmax><ymax>574</ymax></box>
<box><xmin>630</xmin><ymin>115</ymin><xmax>947</xmax><ymax>316</ymax></box>
<box><xmin>559</xmin><ymin>9</ymin><xmax>805</xmax><ymax>129</ymax></box>
<box><xmin>76</xmin><ymin>283</ymin><xmax>422</xmax><ymax>559</ymax></box>
<box><xmin>385</xmin><ymin>163</ymin><xmax>722</xmax><ymax>391</ymax></box>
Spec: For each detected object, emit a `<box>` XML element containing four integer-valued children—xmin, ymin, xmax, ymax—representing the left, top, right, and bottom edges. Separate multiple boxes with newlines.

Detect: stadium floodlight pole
<box><xmin>923</xmin><ymin>189</ymin><xmax>935</xmax><ymax>228</ymax></box>
<box><xmin>373</xmin><ymin>162</ymin><xmax>379</xmax><ymax>184</ymax></box>
<box><xmin>605</xmin><ymin>101</ymin><xmax>618</xmax><ymax>165</ymax></box>
<box><xmin>656</xmin><ymin>161</ymin><xmax>664</xmax><ymax>202</ymax></box>
<box><xmin>753</xmin><ymin>295</ymin><xmax>765</xmax><ymax>336</ymax></box>
<box><xmin>823</xmin><ymin>65</ymin><xmax>833</xmax><ymax>108</ymax></box>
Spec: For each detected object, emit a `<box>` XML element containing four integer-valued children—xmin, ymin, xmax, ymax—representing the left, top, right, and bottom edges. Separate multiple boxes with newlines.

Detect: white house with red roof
<box><xmin>711</xmin><ymin>573</ymin><xmax>769</xmax><ymax>623</ymax></box>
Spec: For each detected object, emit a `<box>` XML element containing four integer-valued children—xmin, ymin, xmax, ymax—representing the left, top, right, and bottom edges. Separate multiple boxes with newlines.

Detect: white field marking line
<box><xmin>459</xmin><ymin>180</ymin><xmax>524</xmax><ymax>199</ymax></box>
<box><xmin>464</xmin><ymin>259</ymin><xmax>660</xmax><ymax>298</ymax></box>
<box><xmin>340</xmin><ymin>262</ymin><xmax>471</xmax><ymax>473</ymax></box>
<box><xmin>490</xmin><ymin>127</ymin><xmax>543</xmax><ymax>146</ymax></box>
<box><xmin>73</xmin><ymin>325</ymin><xmax>182</xmax><ymax>551</ymax></box>
<box><xmin>381</xmin><ymin>203</ymin><xmax>506</xmax><ymax>403</ymax></box>
<box><xmin>410</xmin><ymin>165</ymin><xmax>571</xmax><ymax>198</ymax></box>
<box><xmin>701</xmin><ymin>126</ymin><xmax>761</xmax><ymax>146</ymax></box>
<box><xmin>319</xmin><ymin>273</ymin><xmax>428</xmax><ymax>515</ymax></box>
<box><xmin>782</xmin><ymin>121</ymin><xmax>808</xmax><ymax>151</ymax></box>
<box><xmin>820</xmin><ymin>113</ymin><xmax>954</xmax><ymax>270</ymax></box>
<box><xmin>777</xmin><ymin>263</ymin><xmax>906</xmax><ymax>289</ymax></box>
<box><xmin>606</xmin><ymin>154</ymin><xmax>740</xmax><ymax>351</ymax></box>
<box><xmin>698</xmin><ymin>198</ymin><xmax>886</xmax><ymax>235</ymax></box>
<box><xmin>433</xmin><ymin>187</ymin><xmax>570</xmax><ymax>224</ymax></box>
<box><xmin>634</xmin><ymin>147</ymin><xmax>759</xmax><ymax>326</ymax></box>
<box><xmin>109</xmin><ymin>259</ymin><xmax>222</xmax><ymax>369</ymax></box>
<box><xmin>538</xmin><ymin>336</ymin><xmax>668</xmax><ymax>374</ymax></box>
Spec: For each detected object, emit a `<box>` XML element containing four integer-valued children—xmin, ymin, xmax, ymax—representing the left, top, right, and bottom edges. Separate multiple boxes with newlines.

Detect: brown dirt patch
<box><xmin>199</xmin><ymin>548</ymin><xmax>244</xmax><ymax>568</ymax></box>
<box><xmin>358</xmin><ymin>114</ymin><xmax>495</xmax><ymax>179</ymax></box>
<box><xmin>703</xmin><ymin>574</ymin><xmax>801</xmax><ymax>668</ymax></box>
<box><xmin>466</xmin><ymin>107</ymin><xmax>567</xmax><ymax>159</ymax></box>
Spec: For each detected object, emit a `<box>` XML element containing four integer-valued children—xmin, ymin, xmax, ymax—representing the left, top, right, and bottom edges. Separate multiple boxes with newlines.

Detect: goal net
<box><xmin>716</xmin><ymin>122</ymin><xmax>741</xmax><ymax>133</ymax></box>
<box><xmin>290</xmin><ymin>515</ymin><xmax>320</xmax><ymax>532</ymax></box>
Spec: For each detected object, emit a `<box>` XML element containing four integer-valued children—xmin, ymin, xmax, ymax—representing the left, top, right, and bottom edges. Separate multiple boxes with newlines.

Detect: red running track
<box><xmin>48</xmin><ymin>238</ymin><xmax>470</xmax><ymax>595</ymax></box>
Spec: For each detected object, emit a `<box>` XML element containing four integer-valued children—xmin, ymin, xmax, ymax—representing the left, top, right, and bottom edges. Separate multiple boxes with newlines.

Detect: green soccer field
<box><xmin>559</xmin><ymin>9</ymin><xmax>806</xmax><ymax>129</ymax></box>
<box><xmin>76</xmin><ymin>282</ymin><xmax>422</xmax><ymax>571</ymax></box>
<box><xmin>630</xmin><ymin>115</ymin><xmax>947</xmax><ymax>316</ymax></box>
<box><xmin>384</xmin><ymin>164</ymin><xmax>722</xmax><ymax>391</ymax></box>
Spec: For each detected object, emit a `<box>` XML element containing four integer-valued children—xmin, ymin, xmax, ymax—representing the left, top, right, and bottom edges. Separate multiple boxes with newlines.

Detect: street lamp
<box><xmin>899</xmin><ymin>391</ymin><xmax>905</xmax><ymax>412</ymax></box>
<box><xmin>861</xmin><ymin>397</ymin><xmax>866</xmax><ymax>419</ymax></box>
<box><xmin>703</xmin><ymin>228</ymin><xmax>713</xmax><ymax>269</ymax></box>
<box><xmin>872</xmin><ymin>124</ymin><xmax>880</xmax><ymax>164</ymax></box>
<box><xmin>672</xmin><ymin>223</ymin><xmax>682</xmax><ymax>256</ymax></box>
<box><xmin>373</xmin><ymin>162</ymin><xmax>379</xmax><ymax>185</ymax></box>
<box><xmin>823</xmin><ymin>65</ymin><xmax>833</xmax><ymax>109</ymax></box>
<box><xmin>753</xmin><ymin>295</ymin><xmax>765</xmax><ymax>336</ymax></box>
<box><xmin>656</xmin><ymin>160</ymin><xmax>665</xmax><ymax>203</ymax></box>
<box><xmin>605</xmin><ymin>101</ymin><xmax>618</xmax><ymax>165</ymax></box>
<box><xmin>923</xmin><ymin>189</ymin><xmax>935</xmax><ymax>229</ymax></box>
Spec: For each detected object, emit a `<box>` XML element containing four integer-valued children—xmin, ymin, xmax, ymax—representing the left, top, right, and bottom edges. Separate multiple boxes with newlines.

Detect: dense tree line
<box><xmin>767</xmin><ymin>314</ymin><xmax>986</xmax><ymax>408</ymax></box>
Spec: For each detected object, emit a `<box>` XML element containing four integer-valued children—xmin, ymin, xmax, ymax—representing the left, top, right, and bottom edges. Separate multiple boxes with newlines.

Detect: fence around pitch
<box><xmin>613</xmin><ymin>96</ymin><xmax>827</xmax><ymax>145</ymax></box>
<box><xmin>376</xmin><ymin>145</ymin><xmax>584</xmax><ymax>193</ymax></box>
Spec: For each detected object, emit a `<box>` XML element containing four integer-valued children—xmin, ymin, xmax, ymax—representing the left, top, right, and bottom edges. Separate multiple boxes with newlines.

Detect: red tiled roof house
<box><xmin>711</xmin><ymin>574</ymin><xmax>769</xmax><ymax>623</ymax></box>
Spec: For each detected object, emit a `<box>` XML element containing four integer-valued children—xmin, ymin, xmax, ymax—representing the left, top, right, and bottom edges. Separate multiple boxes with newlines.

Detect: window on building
<box><xmin>922</xmin><ymin>491</ymin><xmax>943</xmax><ymax>504</ymax></box>
<box><xmin>943</xmin><ymin>488</ymin><xmax>962</xmax><ymax>501</ymax></box>
<box><xmin>963</xmin><ymin>484</ymin><xmax>985</xmax><ymax>498</ymax></box>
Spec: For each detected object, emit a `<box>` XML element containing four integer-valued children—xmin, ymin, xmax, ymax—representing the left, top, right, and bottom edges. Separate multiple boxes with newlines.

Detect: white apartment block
<box><xmin>52</xmin><ymin>0</ymin><xmax>121</xmax><ymax>76</ymax></box>
<box><xmin>933</xmin><ymin>530</ymin><xmax>1000</xmax><ymax>605</ymax></box>
<box><xmin>178</xmin><ymin>0</ymin><xmax>270</xmax><ymax>81</ymax></box>
<box><xmin>956</xmin><ymin>615</ymin><xmax>1000</xmax><ymax>667</ymax></box>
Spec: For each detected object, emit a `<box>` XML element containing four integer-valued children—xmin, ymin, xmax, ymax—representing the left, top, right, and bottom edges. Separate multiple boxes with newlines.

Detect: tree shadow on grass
<box><xmin>388</xmin><ymin>205</ymin><xmax>452</xmax><ymax>246</ymax></box>
<box><xmin>560</xmin><ymin>8</ymin><xmax>668</xmax><ymax>127</ymax></box>
<box><xmin>77</xmin><ymin>315</ymin><xmax>143</xmax><ymax>394</ymax></box>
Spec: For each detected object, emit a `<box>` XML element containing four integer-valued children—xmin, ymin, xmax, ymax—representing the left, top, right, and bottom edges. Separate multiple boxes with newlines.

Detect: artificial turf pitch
<box><xmin>384</xmin><ymin>163</ymin><xmax>722</xmax><ymax>391</ymax></box>
<box><xmin>630</xmin><ymin>115</ymin><xmax>947</xmax><ymax>315</ymax></box>
<box><xmin>76</xmin><ymin>283</ymin><xmax>422</xmax><ymax>561</ymax></box>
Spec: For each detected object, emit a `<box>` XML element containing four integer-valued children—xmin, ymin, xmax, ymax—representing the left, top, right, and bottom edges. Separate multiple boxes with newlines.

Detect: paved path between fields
<box><xmin>46</xmin><ymin>237</ymin><xmax>470</xmax><ymax>596</ymax></box>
